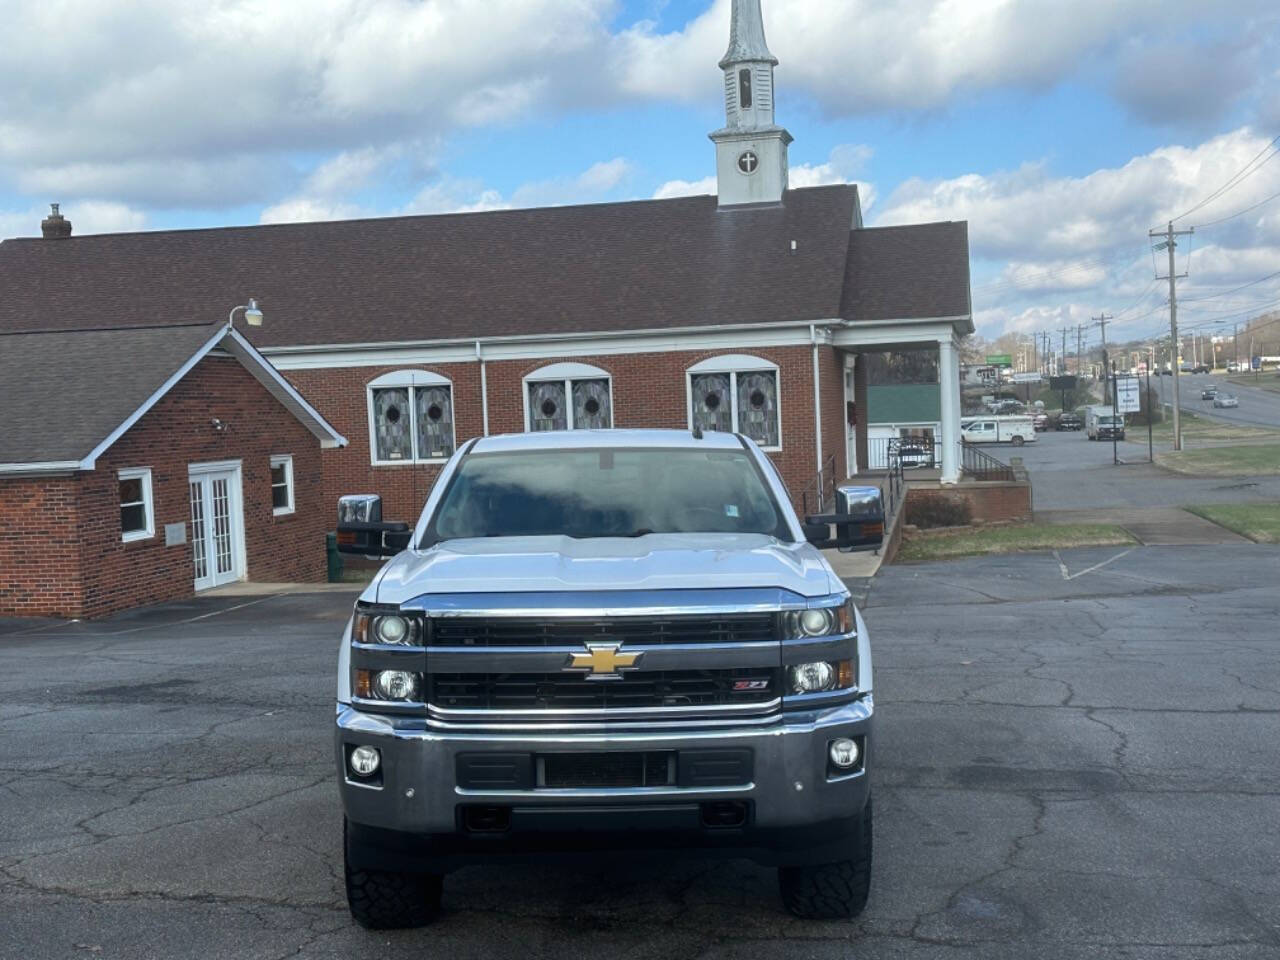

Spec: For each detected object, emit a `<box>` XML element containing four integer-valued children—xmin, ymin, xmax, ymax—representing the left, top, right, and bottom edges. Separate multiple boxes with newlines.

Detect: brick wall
<box><xmin>0</xmin><ymin>476</ymin><xmax>83</xmax><ymax>617</ymax></box>
<box><xmin>0</xmin><ymin>355</ymin><xmax>329</xmax><ymax>619</ymax></box>
<box><xmin>903</xmin><ymin>480</ymin><xmax>1033</xmax><ymax>526</ymax></box>
<box><xmin>286</xmin><ymin>346</ymin><xmax>834</xmax><ymax>522</ymax></box>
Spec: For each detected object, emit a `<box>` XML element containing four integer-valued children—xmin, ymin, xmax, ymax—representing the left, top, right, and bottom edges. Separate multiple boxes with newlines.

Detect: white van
<box><xmin>960</xmin><ymin>415</ymin><xmax>1037</xmax><ymax>446</ymax></box>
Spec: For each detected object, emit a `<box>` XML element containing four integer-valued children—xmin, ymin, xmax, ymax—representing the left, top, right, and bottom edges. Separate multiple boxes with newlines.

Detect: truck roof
<box><xmin>468</xmin><ymin>428</ymin><xmax>747</xmax><ymax>454</ymax></box>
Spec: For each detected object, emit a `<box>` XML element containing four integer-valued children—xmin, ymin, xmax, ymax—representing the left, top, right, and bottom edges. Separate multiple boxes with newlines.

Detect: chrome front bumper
<box><xmin>336</xmin><ymin>697</ymin><xmax>873</xmax><ymax>866</ymax></box>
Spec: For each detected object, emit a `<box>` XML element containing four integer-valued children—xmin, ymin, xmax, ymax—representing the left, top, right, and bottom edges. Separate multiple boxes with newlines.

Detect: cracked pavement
<box><xmin>1</xmin><ymin>543</ymin><xmax>1279</xmax><ymax>958</ymax></box>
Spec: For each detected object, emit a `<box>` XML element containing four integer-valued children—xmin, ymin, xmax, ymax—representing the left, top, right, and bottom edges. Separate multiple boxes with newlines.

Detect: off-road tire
<box><xmin>344</xmin><ymin>820</ymin><xmax>442</xmax><ymax>929</ymax></box>
<box><xmin>778</xmin><ymin>798</ymin><xmax>873</xmax><ymax>920</ymax></box>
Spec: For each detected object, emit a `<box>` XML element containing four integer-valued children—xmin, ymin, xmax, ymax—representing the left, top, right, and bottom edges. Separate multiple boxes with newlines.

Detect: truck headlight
<box><xmin>374</xmin><ymin>670</ymin><xmax>420</xmax><ymax>701</ymax></box>
<box><xmin>783</xmin><ymin>600</ymin><xmax>854</xmax><ymax>639</ymax></box>
<box><xmin>789</xmin><ymin>662</ymin><xmax>835</xmax><ymax>693</ymax></box>
<box><xmin>353</xmin><ymin>607</ymin><xmax>422</xmax><ymax>646</ymax></box>
<box><xmin>355</xmin><ymin>669</ymin><xmax>423</xmax><ymax>702</ymax></box>
<box><xmin>787</xmin><ymin>660</ymin><xmax>856</xmax><ymax>695</ymax></box>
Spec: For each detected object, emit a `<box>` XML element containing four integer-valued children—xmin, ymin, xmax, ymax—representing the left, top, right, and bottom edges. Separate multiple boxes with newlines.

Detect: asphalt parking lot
<box><xmin>2</xmin><ymin>543</ymin><xmax>1279</xmax><ymax>959</ymax></box>
<box><xmin>1011</xmin><ymin>428</ymin><xmax>1280</xmax><ymax>512</ymax></box>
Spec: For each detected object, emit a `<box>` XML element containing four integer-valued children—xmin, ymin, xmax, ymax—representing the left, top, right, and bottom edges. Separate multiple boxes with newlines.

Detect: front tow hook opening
<box><xmin>463</xmin><ymin>805</ymin><xmax>512</xmax><ymax>833</ymax></box>
<box><xmin>701</xmin><ymin>800</ymin><xmax>748</xmax><ymax>829</ymax></box>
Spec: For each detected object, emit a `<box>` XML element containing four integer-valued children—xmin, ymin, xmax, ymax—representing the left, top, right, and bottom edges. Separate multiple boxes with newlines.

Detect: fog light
<box><xmin>829</xmin><ymin>738</ymin><xmax>859</xmax><ymax>769</ymax></box>
<box><xmin>374</xmin><ymin>670</ymin><xmax>420</xmax><ymax>701</ymax></box>
<box><xmin>349</xmin><ymin>745</ymin><xmax>381</xmax><ymax>778</ymax></box>
<box><xmin>788</xmin><ymin>662</ymin><xmax>836</xmax><ymax>694</ymax></box>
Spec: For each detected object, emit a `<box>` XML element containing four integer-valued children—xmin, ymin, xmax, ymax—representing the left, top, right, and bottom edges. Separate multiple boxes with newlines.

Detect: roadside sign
<box><xmin>986</xmin><ymin>354</ymin><xmax>1013</xmax><ymax>367</ymax></box>
<box><xmin>1115</xmin><ymin>375</ymin><xmax>1141</xmax><ymax>413</ymax></box>
<box><xmin>1011</xmin><ymin>372</ymin><xmax>1042</xmax><ymax>384</ymax></box>
<box><xmin>1049</xmin><ymin>376</ymin><xmax>1077</xmax><ymax>390</ymax></box>
<box><xmin>1253</xmin><ymin>356</ymin><xmax>1263</xmax><ymax>370</ymax></box>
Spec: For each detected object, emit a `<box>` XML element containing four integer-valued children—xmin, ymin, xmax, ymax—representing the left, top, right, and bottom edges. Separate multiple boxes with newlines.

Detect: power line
<box><xmin>1165</xmin><ymin>134</ymin><xmax>1280</xmax><ymax>225</ymax></box>
<box><xmin>1195</xmin><ymin>185</ymin><xmax>1280</xmax><ymax>229</ymax></box>
<box><xmin>1180</xmin><ymin>269</ymin><xmax>1280</xmax><ymax>302</ymax></box>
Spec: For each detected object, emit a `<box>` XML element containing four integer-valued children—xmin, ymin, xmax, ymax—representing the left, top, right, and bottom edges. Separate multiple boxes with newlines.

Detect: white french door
<box><xmin>188</xmin><ymin>461</ymin><xmax>246</xmax><ymax>591</ymax></box>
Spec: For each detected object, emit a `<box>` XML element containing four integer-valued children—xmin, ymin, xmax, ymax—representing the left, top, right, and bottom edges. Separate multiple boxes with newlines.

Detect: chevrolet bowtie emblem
<box><xmin>565</xmin><ymin>642</ymin><xmax>643</xmax><ymax>681</ymax></box>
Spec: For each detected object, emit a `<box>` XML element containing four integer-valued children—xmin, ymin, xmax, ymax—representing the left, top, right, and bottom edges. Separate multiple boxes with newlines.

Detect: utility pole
<box><xmin>1149</xmin><ymin>221</ymin><xmax>1194</xmax><ymax>451</ymax></box>
<box><xmin>1092</xmin><ymin>312</ymin><xmax>1112</xmax><ymax>392</ymax></box>
<box><xmin>1060</xmin><ymin>328</ymin><xmax>1069</xmax><ymax>378</ymax></box>
<box><xmin>1076</xmin><ymin>324</ymin><xmax>1084</xmax><ymax>375</ymax></box>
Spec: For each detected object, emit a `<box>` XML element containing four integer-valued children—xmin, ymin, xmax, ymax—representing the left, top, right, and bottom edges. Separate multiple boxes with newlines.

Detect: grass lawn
<box><xmin>1134</xmin><ymin>411</ymin><xmax>1277</xmax><ymax>444</ymax></box>
<box><xmin>897</xmin><ymin>524</ymin><xmax>1136</xmax><ymax>563</ymax></box>
<box><xmin>1155</xmin><ymin>444</ymin><xmax>1280</xmax><ymax>476</ymax></box>
<box><xmin>1225</xmin><ymin>375</ymin><xmax>1280</xmax><ymax>395</ymax></box>
<box><xmin>1185</xmin><ymin>503</ymin><xmax>1280</xmax><ymax>544</ymax></box>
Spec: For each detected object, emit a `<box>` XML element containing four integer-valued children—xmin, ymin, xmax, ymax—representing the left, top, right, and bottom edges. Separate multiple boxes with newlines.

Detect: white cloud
<box><xmin>261</xmin><ymin>157</ymin><xmax>633</xmax><ymax>224</ymax></box>
<box><xmin>617</xmin><ymin>0</ymin><xmax>1277</xmax><ymax>117</ymax></box>
<box><xmin>652</xmin><ymin>144</ymin><xmax>876</xmax><ymax>204</ymax></box>
<box><xmin>874</xmin><ymin>127</ymin><xmax>1280</xmax><ymax>338</ymax></box>
<box><xmin>653</xmin><ymin>176</ymin><xmax>717</xmax><ymax>199</ymax></box>
<box><xmin>510</xmin><ymin>158</ymin><xmax>633</xmax><ymax>207</ymax></box>
<box><xmin>0</xmin><ymin>201</ymin><xmax>147</xmax><ymax>238</ymax></box>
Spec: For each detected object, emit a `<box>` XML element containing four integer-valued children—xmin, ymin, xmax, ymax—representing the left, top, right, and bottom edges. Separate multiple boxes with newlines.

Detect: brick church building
<box><xmin>0</xmin><ymin>0</ymin><xmax>972</xmax><ymax>615</ymax></box>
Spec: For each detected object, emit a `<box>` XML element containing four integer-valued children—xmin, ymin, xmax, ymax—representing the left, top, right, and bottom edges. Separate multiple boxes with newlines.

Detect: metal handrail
<box><xmin>960</xmin><ymin>441</ymin><xmax>1016</xmax><ymax>481</ymax></box>
<box><xmin>800</xmin><ymin>453</ymin><xmax>839</xmax><ymax>517</ymax></box>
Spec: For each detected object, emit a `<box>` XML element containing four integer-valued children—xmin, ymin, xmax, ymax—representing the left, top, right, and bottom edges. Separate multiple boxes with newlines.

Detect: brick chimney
<box><xmin>41</xmin><ymin>203</ymin><xmax>72</xmax><ymax>239</ymax></box>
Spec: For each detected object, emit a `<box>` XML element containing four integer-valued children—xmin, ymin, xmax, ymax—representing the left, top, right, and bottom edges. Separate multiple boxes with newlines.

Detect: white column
<box><xmin>938</xmin><ymin>336</ymin><xmax>961</xmax><ymax>484</ymax></box>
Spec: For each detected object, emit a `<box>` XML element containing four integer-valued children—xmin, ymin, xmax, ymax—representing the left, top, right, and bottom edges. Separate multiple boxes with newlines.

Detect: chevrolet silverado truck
<box><xmin>334</xmin><ymin>429</ymin><xmax>876</xmax><ymax>928</ymax></box>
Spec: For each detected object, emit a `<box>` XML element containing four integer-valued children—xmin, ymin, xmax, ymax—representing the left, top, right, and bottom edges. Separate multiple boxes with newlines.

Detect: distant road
<box><xmin>1151</xmin><ymin>372</ymin><xmax>1280</xmax><ymax>430</ymax></box>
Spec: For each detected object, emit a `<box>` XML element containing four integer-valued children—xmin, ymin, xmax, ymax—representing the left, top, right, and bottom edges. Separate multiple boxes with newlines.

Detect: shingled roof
<box><xmin>0</xmin><ymin>323</ymin><xmax>346</xmax><ymax>470</ymax></box>
<box><xmin>840</xmin><ymin>221</ymin><xmax>973</xmax><ymax>326</ymax></box>
<box><xmin>0</xmin><ymin>186</ymin><xmax>971</xmax><ymax>350</ymax></box>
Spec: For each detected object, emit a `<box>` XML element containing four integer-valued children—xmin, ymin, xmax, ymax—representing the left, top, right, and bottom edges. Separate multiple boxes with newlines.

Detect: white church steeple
<box><xmin>710</xmin><ymin>0</ymin><xmax>792</xmax><ymax>206</ymax></box>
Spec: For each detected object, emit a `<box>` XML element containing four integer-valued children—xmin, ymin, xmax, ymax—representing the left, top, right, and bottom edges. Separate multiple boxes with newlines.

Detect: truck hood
<box><xmin>369</xmin><ymin>534</ymin><xmax>837</xmax><ymax>605</ymax></box>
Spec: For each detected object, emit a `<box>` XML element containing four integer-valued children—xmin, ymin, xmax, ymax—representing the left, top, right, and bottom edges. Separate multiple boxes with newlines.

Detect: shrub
<box><xmin>905</xmin><ymin>492</ymin><xmax>974</xmax><ymax>530</ymax></box>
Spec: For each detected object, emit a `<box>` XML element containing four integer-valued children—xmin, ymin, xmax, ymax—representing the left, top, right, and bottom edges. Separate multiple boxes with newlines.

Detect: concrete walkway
<box><xmin>1036</xmin><ymin>506</ymin><xmax>1251</xmax><ymax>545</ymax></box>
<box><xmin>202</xmin><ymin>580</ymin><xmax>366</xmax><ymax>597</ymax></box>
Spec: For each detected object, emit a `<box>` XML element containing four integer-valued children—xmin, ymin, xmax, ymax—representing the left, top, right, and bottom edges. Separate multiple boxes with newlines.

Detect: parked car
<box><xmin>1056</xmin><ymin>412</ymin><xmax>1083</xmax><ymax>431</ymax></box>
<box><xmin>896</xmin><ymin>437</ymin><xmax>935</xmax><ymax>469</ymax></box>
<box><xmin>1160</xmin><ymin>368</ymin><xmax>1173</xmax><ymax>376</ymax></box>
<box><xmin>1214</xmin><ymin>394</ymin><xmax>1239</xmax><ymax>408</ymax></box>
<box><xmin>1227</xmin><ymin>361</ymin><xmax>1240</xmax><ymax>373</ymax></box>
<box><xmin>1033</xmin><ymin>413</ymin><xmax>1049</xmax><ymax>432</ymax></box>
<box><xmin>1192</xmin><ymin>364</ymin><xmax>1210</xmax><ymax>374</ymax></box>
<box><xmin>1201</xmin><ymin>386</ymin><xmax>1217</xmax><ymax>400</ymax></box>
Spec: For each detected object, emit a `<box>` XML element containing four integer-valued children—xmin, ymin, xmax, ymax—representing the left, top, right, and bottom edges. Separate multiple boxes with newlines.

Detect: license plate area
<box><xmin>538</xmin><ymin>751</ymin><xmax>675</xmax><ymax>789</ymax></box>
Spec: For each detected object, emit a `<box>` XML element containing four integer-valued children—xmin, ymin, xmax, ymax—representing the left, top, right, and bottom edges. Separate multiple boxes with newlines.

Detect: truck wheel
<box><xmin>344</xmin><ymin>819</ymin><xmax>442</xmax><ymax>929</ymax></box>
<box><xmin>1011</xmin><ymin>435</ymin><xmax>1025</xmax><ymax>446</ymax></box>
<box><xmin>778</xmin><ymin>797</ymin><xmax>873</xmax><ymax>920</ymax></box>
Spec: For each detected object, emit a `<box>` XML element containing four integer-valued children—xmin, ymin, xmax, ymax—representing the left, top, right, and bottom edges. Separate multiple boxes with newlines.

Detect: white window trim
<box><xmin>685</xmin><ymin>355</ymin><xmax>783</xmax><ymax>452</ymax></box>
<box><xmin>522</xmin><ymin>363</ymin><xmax>614</xmax><ymax>433</ymax></box>
<box><xmin>270</xmin><ymin>454</ymin><xmax>295</xmax><ymax>516</ymax></box>
<box><xmin>366</xmin><ymin>370</ymin><xmax>457</xmax><ymax>467</ymax></box>
<box><xmin>118</xmin><ymin>467</ymin><xmax>155</xmax><ymax>543</ymax></box>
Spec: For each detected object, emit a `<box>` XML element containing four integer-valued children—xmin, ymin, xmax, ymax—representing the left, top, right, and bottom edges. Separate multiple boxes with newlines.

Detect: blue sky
<box><xmin>1</xmin><ymin>0</ymin><xmax>1277</xmax><ymax>343</ymax></box>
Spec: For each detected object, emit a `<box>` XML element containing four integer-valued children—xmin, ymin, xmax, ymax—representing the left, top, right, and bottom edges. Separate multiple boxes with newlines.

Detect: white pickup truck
<box><xmin>334</xmin><ymin>429</ymin><xmax>877</xmax><ymax>928</ymax></box>
<box><xmin>960</xmin><ymin>415</ymin><xmax>1036</xmax><ymax>446</ymax></box>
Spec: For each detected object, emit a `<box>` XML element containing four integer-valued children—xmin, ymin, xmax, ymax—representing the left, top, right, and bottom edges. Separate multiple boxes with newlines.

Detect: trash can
<box><xmin>326</xmin><ymin>532</ymin><xmax>344</xmax><ymax>583</ymax></box>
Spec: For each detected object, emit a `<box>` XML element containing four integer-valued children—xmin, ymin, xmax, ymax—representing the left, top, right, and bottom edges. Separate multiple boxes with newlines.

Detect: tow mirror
<box><xmin>834</xmin><ymin>485</ymin><xmax>885</xmax><ymax>553</ymax></box>
<box><xmin>336</xmin><ymin>495</ymin><xmax>412</xmax><ymax>557</ymax></box>
<box><xmin>802</xmin><ymin>521</ymin><xmax>831</xmax><ymax>545</ymax></box>
<box><xmin>803</xmin><ymin>485</ymin><xmax>884</xmax><ymax>553</ymax></box>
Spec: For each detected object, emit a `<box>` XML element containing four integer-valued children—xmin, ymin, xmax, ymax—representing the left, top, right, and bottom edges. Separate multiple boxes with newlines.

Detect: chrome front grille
<box><xmin>430</xmin><ymin>613</ymin><xmax>776</xmax><ymax>647</ymax></box>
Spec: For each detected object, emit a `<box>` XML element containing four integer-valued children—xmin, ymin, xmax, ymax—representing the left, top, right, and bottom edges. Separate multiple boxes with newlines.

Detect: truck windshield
<box><xmin>425</xmin><ymin>447</ymin><xmax>791</xmax><ymax>543</ymax></box>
